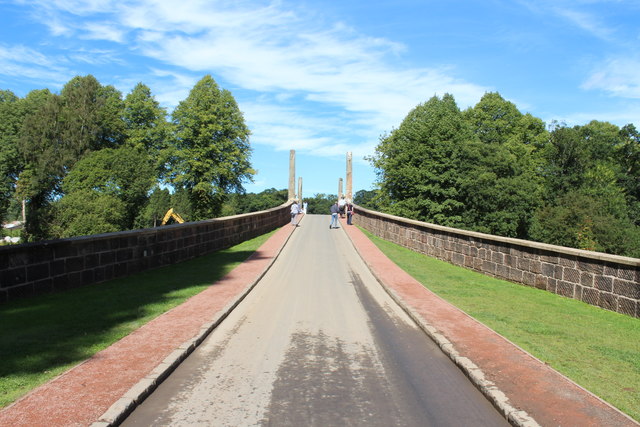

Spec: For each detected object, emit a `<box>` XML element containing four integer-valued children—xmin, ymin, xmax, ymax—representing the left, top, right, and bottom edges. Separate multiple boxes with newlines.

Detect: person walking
<box><xmin>291</xmin><ymin>200</ymin><xmax>302</xmax><ymax>226</ymax></box>
<box><xmin>346</xmin><ymin>203</ymin><xmax>354</xmax><ymax>225</ymax></box>
<box><xmin>329</xmin><ymin>202</ymin><xmax>340</xmax><ymax>229</ymax></box>
<box><xmin>338</xmin><ymin>196</ymin><xmax>346</xmax><ymax>218</ymax></box>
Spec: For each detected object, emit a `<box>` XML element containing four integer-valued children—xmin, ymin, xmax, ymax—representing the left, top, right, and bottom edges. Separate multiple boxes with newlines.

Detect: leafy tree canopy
<box><xmin>171</xmin><ymin>75</ymin><xmax>254</xmax><ymax>220</ymax></box>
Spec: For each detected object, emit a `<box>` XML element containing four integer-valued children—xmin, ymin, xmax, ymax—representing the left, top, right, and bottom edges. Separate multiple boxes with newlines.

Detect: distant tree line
<box><xmin>366</xmin><ymin>92</ymin><xmax>640</xmax><ymax>258</ymax></box>
<box><xmin>0</xmin><ymin>74</ymin><xmax>254</xmax><ymax>242</ymax></box>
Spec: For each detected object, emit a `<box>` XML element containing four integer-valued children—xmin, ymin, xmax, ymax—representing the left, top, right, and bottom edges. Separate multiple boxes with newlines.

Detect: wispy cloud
<box><xmin>553</xmin><ymin>7</ymin><xmax>614</xmax><ymax>40</ymax></box>
<box><xmin>9</xmin><ymin>0</ymin><xmax>488</xmax><ymax>156</ymax></box>
<box><xmin>583</xmin><ymin>57</ymin><xmax>640</xmax><ymax>99</ymax></box>
<box><xmin>0</xmin><ymin>44</ymin><xmax>70</xmax><ymax>88</ymax></box>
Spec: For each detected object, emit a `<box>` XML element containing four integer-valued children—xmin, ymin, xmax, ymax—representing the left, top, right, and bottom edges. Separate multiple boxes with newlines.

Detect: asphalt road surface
<box><xmin>122</xmin><ymin>214</ymin><xmax>509</xmax><ymax>427</ymax></box>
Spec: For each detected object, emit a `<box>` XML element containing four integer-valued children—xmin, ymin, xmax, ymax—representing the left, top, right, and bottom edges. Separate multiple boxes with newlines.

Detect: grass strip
<box><xmin>360</xmin><ymin>228</ymin><xmax>640</xmax><ymax>422</ymax></box>
<box><xmin>0</xmin><ymin>229</ymin><xmax>276</xmax><ymax>408</ymax></box>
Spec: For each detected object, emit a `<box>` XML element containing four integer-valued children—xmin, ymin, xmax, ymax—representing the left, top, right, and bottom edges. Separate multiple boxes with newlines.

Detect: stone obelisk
<box><xmin>288</xmin><ymin>150</ymin><xmax>295</xmax><ymax>201</ymax></box>
<box><xmin>346</xmin><ymin>151</ymin><xmax>353</xmax><ymax>202</ymax></box>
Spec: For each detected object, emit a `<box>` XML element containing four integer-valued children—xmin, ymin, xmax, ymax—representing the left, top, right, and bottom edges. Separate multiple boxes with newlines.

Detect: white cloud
<box><xmin>0</xmin><ymin>44</ymin><xmax>70</xmax><ymax>87</ymax></box>
<box><xmin>553</xmin><ymin>7</ymin><xmax>614</xmax><ymax>40</ymax></box>
<box><xmin>11</xmin><ymin>0</ymin><xmax>489</xmax><ymax>159</ymax></box>
<box><xmin>583</xmin><ymin>57</ymin><xmax>640</xmax><ymax>99</ymax></box>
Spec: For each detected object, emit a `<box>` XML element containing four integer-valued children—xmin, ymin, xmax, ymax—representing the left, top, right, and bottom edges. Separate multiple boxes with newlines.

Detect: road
<box><xmin>122</xmin><ymin>214</ymin><xmax>509</xmax><ymax>426</ymax></box>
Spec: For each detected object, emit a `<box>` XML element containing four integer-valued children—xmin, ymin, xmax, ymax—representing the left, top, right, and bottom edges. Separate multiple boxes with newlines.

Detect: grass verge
<box><xmin>360</xmin><ymin>228</ymin><xmax>640</xmax><ymax>422</ymax></box>
<box><xmin>0</xmin><ymin>229</ymin><xmax>276</xmax><ymax>409</ymax></box>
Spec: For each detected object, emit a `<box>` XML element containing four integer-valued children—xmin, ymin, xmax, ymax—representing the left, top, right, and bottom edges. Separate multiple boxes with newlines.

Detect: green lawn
<box><xmin>0</xmin><ymin>229</ymin><xmax>276</xmax><ymax>408</ymax></box>
<box><xmin>361</xmin><ymin>228</ymin><xmax>640</xmax><ymax>422</ymax></box>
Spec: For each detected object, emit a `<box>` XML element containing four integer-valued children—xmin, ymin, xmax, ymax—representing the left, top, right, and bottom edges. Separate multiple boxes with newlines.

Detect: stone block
<box><xmin>581</xmin><ymin>287</ymin><xmax>599</xmax><ymax>306</ymax></box>
<box><xmin>529</xmin><ymin>260</ymin><xmax>542</xmax><ymax>274</ymax></box>
<box><xmin>66</xmin><ymin>256</ymin><xmax>85</xmax><ymax>273</ymax></box>
<box><xmin>559</xmin><ymin>255</ymin><xmax>577</xmax><ymax>268</ymax></box>
<box><xmin>617</xmin><ymin>266</ymin><xmax>638</xmax><ymax>281</ymax></box>
<box><xmin>523</xmin><ymin>271</ymin><xmax>536</xmax><ymax>287</ymax></box>
<box><xmin>580</xmin><ymin>272</ymin><xmax>594</xmax><ymax>287</ymax></box>
<box><xmin>541</xmin><ymin>262</ymin><xmax>555</xmax><ymax>277</ymax></box>
<box><xmin>535</xmin><ymin>276</ymin><xmax>547</xmax><ymax>290</ymax></box>
<box><xmin>517</xmin><ymin>257</ymin><xmax>530</xmax><ymax>271</ymax></box>
<box><xmin>0</xmin><ymin>267</ymin><xmax>26</xmax><ymax>288</ymax></box>
<box><xmin>26</xmin><ymin>263</ymin><xmax>50</xmax><ymax>282</ymax></box>
<box><xmin>496</xmin><ymin>264</ymin><xmax>509</xmax><ymax>279</ymax></box>
<box><xmin>578</xmin><ymin>259</ymin><xmax>603</xmax><ymax>275</ymax></box>
<box><xmin>509</xmin><ymin>268</ymin><xmax>523</xmax><ymax>283</ymax></box>
<box><xmin>563</xmin><ymin>267</ymin><xmax>580</xmax><ymax>284</ymax></box>
<box><xmin>482</xmin><ymin>260</ymin><xmax>497</xmax><ymax>275</ymax></box>
<box><xmin>613</xmin><ymin>279</ymin><xmax>640</xmax><ymax>299</ymax></box>
<box><xmin>599</xmin><ymin>293</ymin><xmax>616</xmax><ymax>311</ymax></box>
<box><xmin>617</xmin><ymin>298</ymin><xmax>637</xmax><ymax>318</ymax></box>
<box><xmin>595</xmin><ymin>276</ymin><xmax>614</xmax><ymax>292</ymax></box>
<box><xmin>557</xmin><ymin>281</ymin><xmax>575</xmax><ymax>298</ymax></box>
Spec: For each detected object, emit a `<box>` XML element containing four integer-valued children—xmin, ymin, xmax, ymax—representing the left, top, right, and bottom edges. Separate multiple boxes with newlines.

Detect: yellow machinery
<box><xmin>161</xmin><ymin>208</ymin><xmax>185</xmax><ymax>225</ymax></box>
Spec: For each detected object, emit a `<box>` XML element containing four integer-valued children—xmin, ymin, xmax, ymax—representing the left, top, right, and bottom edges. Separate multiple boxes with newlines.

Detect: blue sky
<box><xmin>1</xmin><ymin>0</ymin><xmax>639</xmax><ymax>197</ymax></box>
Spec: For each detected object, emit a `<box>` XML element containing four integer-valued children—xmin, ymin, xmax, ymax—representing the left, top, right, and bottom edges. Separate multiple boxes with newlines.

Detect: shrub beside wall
<box><xmin>355</xmin><ymin>206</ymin><xmax>640</xmax><ymax>318</ymax></box>
<box><xmin>0</xmin><ymin>204</ymin><xmax>291</xmax><ymax>304</ymax></box>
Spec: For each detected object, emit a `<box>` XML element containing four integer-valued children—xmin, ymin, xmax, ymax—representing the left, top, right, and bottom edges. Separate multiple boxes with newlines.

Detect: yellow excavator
<box><xmin>161</xmin><ymin>208</ymin><xmax>185</xmax><ymax>225</ymax></box>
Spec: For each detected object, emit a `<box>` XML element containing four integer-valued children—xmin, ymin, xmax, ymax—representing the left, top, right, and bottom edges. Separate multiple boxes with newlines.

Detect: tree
<box><xmin>369</xmin><ymin>94</ymin><xmax>473</xmax><ymax>226</ymax></box>
<box><xmin>61</xmin><ymin>146</ymin><xmax>155</xmax><ymax>231</ymax></box>
<box><xmin>617</xmin><ymin>124</ymin><xmax>640</xmax><ymax>225</ymax></box>
<box><xmin>50</xmin><ymin>190</ymin><xmax>126</xmax><ymax>238</ymax></box>
<box><xmin>135</xmin><ymin>187</ymin><xmax>172</xmax><ymax>228</ymax></box>
<box><xmin>0</xmin><ymin>90</ymin><xmax>26</xmax><ymax>225</ymax></box>
<box><xmin>460</xmin><ymin>93</ymin><xmax>545</xmax><ymax>238</ymax></box>
<box><xmin>221</xmin><ymin>188</ymin><xmax>288</xmax><ymax>216</ymax></box>
<box><xmin>123</xmin><ymin>83</ymin><xmax>172</xmax><ymax>178</ymax></box>
<box><xmin>305</xmin><ymin>193</ymin><xmax>338</xmax><ymax>214</ymax></box>
<box><xmin>530</xmin><ymin>191</ymin><xmax>640</xmax><ymax>257</ymax></box>
<box><xmin>17</xmin><ymin>90</ymin><xmax>64</xmax><ymax>240</ymax></box>
<box><xmin>353</xmin><ymin>189</ymin><xmax>381</xmax><ymax>210</ymax></box>
<box><xmin>171</xmin><ymin>75</ymin><xmax>254</xmax><ymax>220</ymax></box>
<box><xmin>17</xmin><ymin>76</ymin><xmax>126</xmax><ymax>240</ymax></box>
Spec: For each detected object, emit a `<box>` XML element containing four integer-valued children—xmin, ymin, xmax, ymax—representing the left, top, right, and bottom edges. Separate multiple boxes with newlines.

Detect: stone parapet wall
<box><xmin>355</xmin><ymin>206</ymin><xmax>640</xmax><ymax>318</ymax></box>
<box><xmin>0</xmin><ymin>204</ymin><xmax>291</xmax><ymax>304</ymax></box>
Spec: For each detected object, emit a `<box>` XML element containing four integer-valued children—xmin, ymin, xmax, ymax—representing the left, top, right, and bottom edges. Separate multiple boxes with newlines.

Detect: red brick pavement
<box><xmin>340</xmin><ymin>216</ymin><xmax>638</xmax><ymax>427</ymax></box>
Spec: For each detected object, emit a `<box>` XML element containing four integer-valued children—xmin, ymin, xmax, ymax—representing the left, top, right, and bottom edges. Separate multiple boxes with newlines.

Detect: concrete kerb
<box><xmin>91</xmin><ymin>217</ymin><xmax>303</xmax><ymax>427</ymax></box>
<box><xmin>339</xmin><ymin>222</ymin><xmax>540</xmax><ymax>427</ymax></box>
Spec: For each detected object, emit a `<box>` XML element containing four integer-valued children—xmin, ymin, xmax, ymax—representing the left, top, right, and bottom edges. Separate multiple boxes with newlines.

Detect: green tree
<box><xmin>369</xmin><ymin>94</ymin><xmax>473</xmax><ymax>226</ymax></box>
<box><xmin>617</xmin><ymin>124</ymin><xmax>640</xmax><ymax>225</ymax></box>
<box><xmin>123</xmin><ymin>83</ymin><xmax>172</xmax><ymax>178</ymax></box>
<box><xmin>305</xmin><ymin>193</ymin><xmax>338</xmax><ymax>214</ymax></box>
<box><xmin>62</xmin><ymin>146</ymin><xmax>155</xmax><ymax>231</ymax></box>
<box><xmin>460</xmin><ymin>93</ymin><xmax>545</xmax><ymax>238</ymax></box>
<box><xmin>530</xmin><ymin>191</ymin><xmax>640</xmax><ymax>257</ymax></box>
<box><xmin>0</xmin><ymin>90</ymin><xmax>26</xmax><ymax>225</ymax></box>
<box><xmin>532</xmin><ymin>121</ymin><xmax>639</xmax><ymax>256</ymax></box>
<box><xmin>50</xmin><ymin>190</ymin><xmax>126</xmax><ymax>238</ymax></box>
<box><xmin>135</xmin><ymin>187</ymin><xmax>172</xmax><ymax>228</ymax></box>
<box><xmin>353</xmin><ymin>189</ymin><xmax>381</xmax><ymax>210</ymax></box>
<box><xmin>170</xmin><ymin>188</ymin><xmax>193</xmax><ymax>222</ymax></box>
<box><xmin>17</xmin><ymin>90</ymin><xmax>63</xmax><ymax>240</ymax></box>
<box><xmin>171</xmin><ymin>75</ymin><xmax>254</xmax><ymax>220</ymax></box>
<box><xmin>17</xmin><ymin>76</ymin><xmax>126</xmax><ymax>240</ymax></box>
<box><xmin>59</xmin><ymin>75</ymin><xmax>125</xmax><ymax>155</ymax></box>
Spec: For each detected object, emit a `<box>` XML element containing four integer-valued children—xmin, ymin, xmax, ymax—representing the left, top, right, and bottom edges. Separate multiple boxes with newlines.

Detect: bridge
<box><xmin>0</xmin><ymin>215</ymin><xmax>637</xmax><ymax>426</ymax></box>
<box><xmin>0</xmin><ymin>152</ymin><xmax>638</xmax><ymax>426</ymax></box>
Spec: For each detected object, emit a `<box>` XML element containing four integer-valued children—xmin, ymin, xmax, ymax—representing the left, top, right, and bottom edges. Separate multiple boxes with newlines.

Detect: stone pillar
<box><xmin>298</xmin><ymin>177</ymin><xmax>303</xmax><ymax>203</ymax></box>
<box><xmin>288</xmin><ymin>150</ymin><xmax>295</xmax><ymax>201</ymax></box>
<box><xmin>338</xmin><ymin>178</ymin><xmax>343</xmax><ymax>200</ymax></box>
<box><xmin>346</xmin><ymin>151</ymin><xmax>353</xmax><ymax>202</ymax></box>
